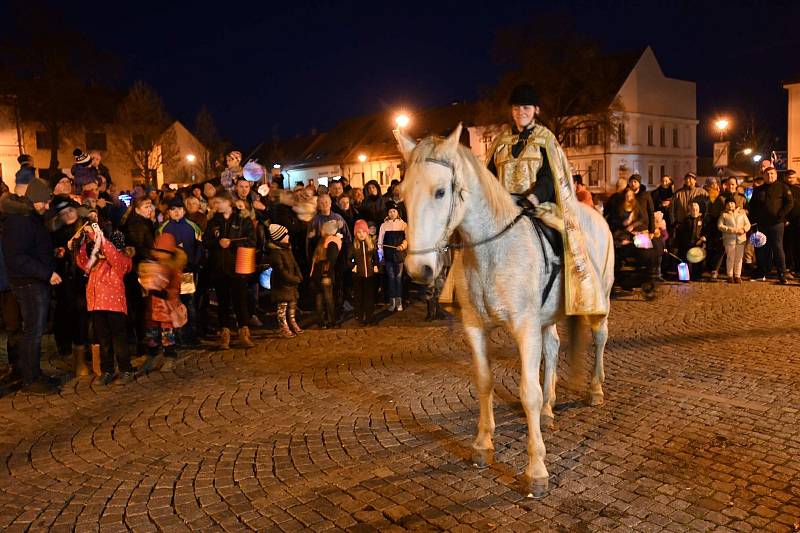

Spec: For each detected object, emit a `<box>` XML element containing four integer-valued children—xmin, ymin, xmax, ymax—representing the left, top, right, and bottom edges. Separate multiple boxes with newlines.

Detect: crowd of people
<box><xmin>601</xmin><ymin>161</ymin><xmax>797</xmax><ymax>291</ymax></box>
<box><xmin>0</xmin><ymin>148</ymin><xmax>440</xmax><ymax>395</ymax></box>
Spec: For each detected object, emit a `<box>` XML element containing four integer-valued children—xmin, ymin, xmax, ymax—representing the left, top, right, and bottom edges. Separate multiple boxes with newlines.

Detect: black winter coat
<box><xmin>348</xmin><ymin>241</ymin><xmax>379</xmax><ymax>278</ymax></box>
<box><xmin>268</xmin><ymin>243</ymin><xmax>302</xmax><ymax>302</ymax></box>
<box><xmin>0</xmin><ymin>194</ymin><xmax>55</xmax><ymax>287</ymax></box>
<box><xmin>749</xmin><ymin>181</ymin><xmax>794</xmax><ymax>226</ymax></box>
<box><xmin>124</xmin><ymin>212</ymin><xmax>155</xmax><ymax>265</ymax></box>
<box><xmin>203</xmin><ymin>209</ymin><xmax>256</xmax><ymax>278</ymax></box>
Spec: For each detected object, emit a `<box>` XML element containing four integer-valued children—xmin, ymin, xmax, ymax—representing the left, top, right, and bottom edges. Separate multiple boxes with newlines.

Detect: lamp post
<box><xmin>358</xmin><ymin>153</ymin><xmax>367</xmax><ymax>182</ymax></box>
<box><xmin>714</xmin><ymin>118</ymin><xmax>730</xmax><ymax>141</ymax></box>
<box><xmin>186</xmin><ymin>153</ymin><xmax>196</xmax><ymax>183</ymax></box>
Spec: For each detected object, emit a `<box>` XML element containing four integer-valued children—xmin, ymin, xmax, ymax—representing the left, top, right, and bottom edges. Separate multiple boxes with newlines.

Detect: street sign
<box><xmin>713</xmin><ymin>142</ymin><xmax>730</xmax><ymax>168</ymax></box>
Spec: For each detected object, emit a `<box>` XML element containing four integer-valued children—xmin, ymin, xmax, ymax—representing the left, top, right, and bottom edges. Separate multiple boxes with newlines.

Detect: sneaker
<box><xmin>96</xmin><ymin>372</ymin><xmax>115</xmax><ymax>386</ymax></box>
<box><xmin>711</xmin><ymin>271</ymin><xmax>719</xmax><ymax>280</ymax></box>
<box><xmin>116</xmin><ymin>371</ymin><xmax>135</xmax><ymax>384</ymax></box>
<box><xmin>22</xmin><ymin>378</ymin><xmax>59</xmax><ymax>395</ymax></box>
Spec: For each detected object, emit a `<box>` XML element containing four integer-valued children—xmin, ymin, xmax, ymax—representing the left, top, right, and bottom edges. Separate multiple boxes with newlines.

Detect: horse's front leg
<box><xmin>587</xmin><ymin>315</ymin><xmax>609</xmax><ymax>406</ymax></box>
<box><xmin>514</xmin><ymin>317</ymin><xmax>548</xmax><ymax>497</ymax></box>
<box><xmin>464</xmin><ymin>322</ymin><xmax>495</xmax><ymax>468</ymax></box>
<box><xmin>540</xmin><ymin>324</ymin><xmax>559</xmax><ymax>428</ymax></box>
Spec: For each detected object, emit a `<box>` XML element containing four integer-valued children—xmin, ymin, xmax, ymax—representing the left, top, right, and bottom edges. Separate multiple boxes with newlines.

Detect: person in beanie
<box><xmin>378</xmin><ymin>201</ymin><xmax>408</xmax><ymax>312</ymax></box>
<box><xmin>349</xmin><ymin>219</ymin><xmax>379</xmax><ymax>325</ymax></box>
<box><xmin>139</xmin><ymin>233</ymin><xmax>186</xmax><ymax>371</ymax></box>
<box><xmin>1</xmin><ymin>178</ymin><xmax>62</xmax><ymax>394</ymax></box>
<box><xmin>157</xmin><ymin>195</ymin><xmax>203</xmax><ymax>346</ymax></box>
<box><xmin>267</xmin><ymin>224</ymin><xmax>303</xmax><ymax>337</ymax></box>
<box><xmin>50</xmin><ymin>195</ymin><xmax>91</xmax><ymax>374</ymax></box>
<box><xmin>71</xmin><ymin>148</ymin><xmax>99</xmax><ymax>190</ymax></box>
<box><xmin>76</xmin><ymin>224</ymin><xmax>134</xmax><ymax>384</ymax></box>
<box><xmin>202</xmin><ymin>192</ymin><xmax>256</xmax><ymax>349</ymax></box>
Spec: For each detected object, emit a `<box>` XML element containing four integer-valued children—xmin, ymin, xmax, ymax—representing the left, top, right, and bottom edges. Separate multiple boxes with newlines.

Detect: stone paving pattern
<box><xmin>0</xmin><ymin>282</ymin><xmax>798</xmax><ymax>532</ymax></box>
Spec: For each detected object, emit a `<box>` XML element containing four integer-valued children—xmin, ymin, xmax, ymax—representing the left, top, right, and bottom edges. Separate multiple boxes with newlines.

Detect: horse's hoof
<box><xmin>540</xmin><ymin>414</ymin><xmax>555</xmax><ymax>429</ymax></box>
<box><xmin>470</xmin><ymin>447</ymin><xmax>494</xmax><ymax>469</ymax></box>
<box><xmin>522</xmin><ymin>475</ymin><xmax>549</xmax><ymax>499</ymax></box>
<box><xmin>586</xmin><ymin>391</ymin><xmax>604</xmax><ymax>406</ymax></box>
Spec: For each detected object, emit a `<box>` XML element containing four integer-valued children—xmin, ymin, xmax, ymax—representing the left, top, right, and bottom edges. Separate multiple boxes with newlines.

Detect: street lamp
<box><xmin>358</xmin><ymin>153</ymin><xmax>367</xmax><ymax>181</ymax></box>
<box><xmin>753</xmin><ymin>154</ymin><xmax>763</xmax><ymax>163</ymax></box>
<box><xmin>186</xmin><ymin>153</ymin><xmax>196</xmax><ymax>182</ymax></box>
<box><xmin>395</xmin><ymin>113</ymin><xmax>410</xmax><ymax>130</ymax></box>
<box><xmin>742</xmin><ymin>148</ymin><xmax>753</xmax><ymax>156</ymax></box>
<box><xmin>714</xmin><ymin>118</ymin><xmax>730</xmax><ymax>141</ymax></box>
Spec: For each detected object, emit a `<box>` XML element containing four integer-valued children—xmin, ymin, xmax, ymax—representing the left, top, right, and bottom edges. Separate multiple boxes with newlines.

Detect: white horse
<box><xmin>397</xmin><ymin>125</ymin><xmax>614</xmax><ymax>497</ymax></box>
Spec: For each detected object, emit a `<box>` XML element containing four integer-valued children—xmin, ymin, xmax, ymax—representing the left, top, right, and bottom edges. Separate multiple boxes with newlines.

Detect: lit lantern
<box><xmin>678</xmin><ymin>262</ymin><xmax>690</xmax><ymax>282</ymax></box>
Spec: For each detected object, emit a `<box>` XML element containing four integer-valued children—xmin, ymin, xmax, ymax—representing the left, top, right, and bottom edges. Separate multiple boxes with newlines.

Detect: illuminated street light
<box><xmin>753</xmin><ymin>154</ymin><xmax>763</xmax><ymax>163</ymax></box>
<box><xmin>742</xmin><ymin>148</ymin><xmax>753</xmax><ymax>156</ymax></box>
<box><xmin>185</xmin><ymin>153</ymin><xmax>196</xmax><ymax>163</ymax></box>
<box><xmin>357</xmin><ymin>153</ymin><xmax>367</xmax><ymax>163</ymax></box>
<box><xmin>714</xmin><ymin>118</ymin><xmax>730</xmax><ymax>141</ymax></box>
<box><xmin>395</xmin><ymin>113</ymin><xmax>410</xmax><ymax>129</ymax></box>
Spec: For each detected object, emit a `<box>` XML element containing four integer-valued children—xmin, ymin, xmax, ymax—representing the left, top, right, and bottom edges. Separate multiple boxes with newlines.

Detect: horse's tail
<box><xmin>565</xmin><ymin>315</ymin><xmax>587</xmax><ymax>390</ymax></box>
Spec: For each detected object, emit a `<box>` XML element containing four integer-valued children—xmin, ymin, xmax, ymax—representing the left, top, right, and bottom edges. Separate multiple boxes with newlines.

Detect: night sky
<box><xmin>25</xmin><ymin>0</ymin><xmax>800</xmax><ymax>155</ymax></box>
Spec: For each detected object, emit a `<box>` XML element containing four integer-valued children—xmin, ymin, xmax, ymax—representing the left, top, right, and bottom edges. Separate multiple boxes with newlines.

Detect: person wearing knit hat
<box><xmin>1</xmin><ymin>176</ymin><xmax>61</xmax><ymax>394</ymax></box>
<box><xmin>71</xmin><ymin>148</ymin><xmax>99</xmax><ymax>190</ymax></box>
<box><xmin>350</xmin><ymin>219</ymin><xmax>379</xmax><ymax>325</ymax></box>
<box><xmin>266</xmin><ymin>223</ymin><xmax>302</xmax><ymax>337</ymax></box>
<box><xmin>268</xmin><ymin>223</ymin><xmax>289</xmax><ymax>243</ymax></box>
<box><xmin>17</xmin><ymin>154</ymin><xmax>33</xmax><ymax>167</ymax></box>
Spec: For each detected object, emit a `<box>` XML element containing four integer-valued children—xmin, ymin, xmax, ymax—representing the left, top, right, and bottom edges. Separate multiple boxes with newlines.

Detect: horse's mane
<box><xmin>408</xmin><ymin>136</ymin><xmax>519</xmax><ymax>224</ymax></box>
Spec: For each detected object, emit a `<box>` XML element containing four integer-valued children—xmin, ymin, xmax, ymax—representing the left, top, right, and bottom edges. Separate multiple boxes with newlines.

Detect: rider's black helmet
<box><xmin>508</xmin><ymin>83</ymin><xmax>539</xmax><ymax>106</ymax></box>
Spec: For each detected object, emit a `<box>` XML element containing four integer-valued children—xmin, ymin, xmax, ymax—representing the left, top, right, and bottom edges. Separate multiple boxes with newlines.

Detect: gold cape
<box><xmin>488</xmin><ymin>124</ymin><xmax>608</xmax><ymax>316</ymax></box>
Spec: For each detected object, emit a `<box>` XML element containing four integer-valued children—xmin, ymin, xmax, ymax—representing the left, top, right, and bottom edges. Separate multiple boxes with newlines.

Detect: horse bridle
<box><xmin>405</xmin><ymin>157</ymin><xmax>529</xmax><ymax>256</ymax></box>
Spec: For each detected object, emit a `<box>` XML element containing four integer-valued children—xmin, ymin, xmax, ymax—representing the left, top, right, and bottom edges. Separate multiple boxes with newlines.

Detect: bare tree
<box><xmin>194</xmin><ymin>105</ymin><xmax>227</xmax><ymax>181</ymax></box>
<box><xmin>481</xmin><ymin>15</ymin><xmax>626</xmax><ymax>146</ymax></box>
<box><xmin>116</xmin><ymin>81</ymin><xmax>178</xmax><ymax>188</ymax></box>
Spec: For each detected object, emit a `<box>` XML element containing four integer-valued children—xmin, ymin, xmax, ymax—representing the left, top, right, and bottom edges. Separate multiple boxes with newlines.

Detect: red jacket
<box><xmin>77</xmin><ymin>240</ymin><xmax>132</xmax><ymax>314</ymax></box>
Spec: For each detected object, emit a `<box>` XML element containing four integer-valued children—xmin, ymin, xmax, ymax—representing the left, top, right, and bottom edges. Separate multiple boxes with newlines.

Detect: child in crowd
<box><xmin>717</xmin><ymin>198</ymin><xmax>751</xmax><ymax>283</ymax></box>
<box><xmin>675</xmin><ymin>201</ymin><xmax>707</xmax><ymax>281</ymax></box>
<box><xmin>76</xmin><ymin>225</ymin><xmax>134</xmax><ymax>385</ymax></box>
<box><xmin>378</xmin><ymin>201</ymin><xmax>407</xmax><ymax>311</ymax></box>
<box><xmin>139</xmin><ymin>233</ymin><xmax>186</xmax><ymax>371</ymax></box>
<box><xmin>267</xmin><ymin>224</ymin><xmax>303</xmax><ymax>338</ymax></box>
<box><xmin>349</xmin><ymin>219</ymin><xmax>379</xmax><ymax>325</ymax></box>
<box><xmin>310</xmin><ymin>219</ymin><xmax>342</xmax><ymax>328</ymax></box>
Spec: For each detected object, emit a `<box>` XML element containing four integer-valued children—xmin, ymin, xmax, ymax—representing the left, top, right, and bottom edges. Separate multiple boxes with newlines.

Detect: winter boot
<box><xmin>288</xmin><ymin>302</ymin><xmax>303</xmax><ymax>334</ymax></box>
<box><xmin>219</xmin><ymin>327</ymin><xmax>231</xmax><ymax>350</ymax></box>
<box><xmin>73</xmin><ymin>346</ymin><xmax>90</xmax><ymax>377</ymax></box>
<box><xmin>238</xmin><ymin>326</ymin><xmax>256</xmax><ymax>348</ymax></box>
<box><xmin>277</xmin><ymin>303</ymin><xmax>296</xmax><ymax>338</ymax></box>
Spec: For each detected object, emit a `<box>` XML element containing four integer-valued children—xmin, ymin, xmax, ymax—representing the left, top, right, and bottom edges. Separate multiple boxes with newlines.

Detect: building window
<box><xmin>647</xmin><ymin>125</ymin><xmax>654</xmax><ymax>146</ymax></box>
<box><xmin>36</xmin><ymin>131</ymin><xmax>58</xmax><ymax>150</ymax></box>
<box><xmin>660</xmin><ymin>165</ymin><xmax>666</xmax><ymax>179</ymax></box>
<box><xmin>86</xmin><ymin>132</ymin><xmax>107</xmax><ymax>151</ymax></box>
<box><xmin>647</xmin><ymin>165</ymin><xmax>654</xmax><ymax>184</ymax></box>
<box><xmin>588</xmin><ymin>159</ymin><xmax>603</xmax><ymax>187</ymax></box>
<box><xmin>587</xmin><ymin>125</ymin><xmax>601</xmax><ymax>146</ymax></box>
<box><xmin>673</xmin><ymin>128</ymin><xmax>679</xmax><ymax>148</ymax></box>
<box><xmin>617</xmin><ymin>123</ymin><xmax>626</xmax><ymax>145</ymax></box>
<box><xmin>660</xmin><ymin>127</ymin><xmax>666</xmax><ymax>147</ymax></box>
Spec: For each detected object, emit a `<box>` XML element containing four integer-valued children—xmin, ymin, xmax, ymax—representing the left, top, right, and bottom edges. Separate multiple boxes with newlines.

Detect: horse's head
<box><xmin>396</xmin><ymin>124</ymin><xmax>466</xmax><ymax>285</ymax></box>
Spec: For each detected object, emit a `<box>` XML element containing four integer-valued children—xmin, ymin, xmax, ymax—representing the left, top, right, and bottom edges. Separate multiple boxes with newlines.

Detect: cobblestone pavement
<box><xmin>0</xmin><ymin>282</ymin><xmax>799</xmax><ymax>532</ymax></box>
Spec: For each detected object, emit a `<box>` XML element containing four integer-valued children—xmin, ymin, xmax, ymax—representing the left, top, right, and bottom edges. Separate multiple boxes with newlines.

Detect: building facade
<box><xmin>0</xmin><ymin>102</ymin><xmax>207</xmax><ymax>191</ymax></box>
<box><xmin>785</xmin><ymin>79</ymin><xmax>800</xmax><ymax>171</ymax></box>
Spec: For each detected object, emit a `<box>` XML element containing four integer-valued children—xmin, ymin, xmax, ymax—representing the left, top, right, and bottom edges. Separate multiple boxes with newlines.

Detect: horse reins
<box><xmin>405</xmin><ymin>157</ymin><xmax>530</xmax><ymax>256</ymax></box>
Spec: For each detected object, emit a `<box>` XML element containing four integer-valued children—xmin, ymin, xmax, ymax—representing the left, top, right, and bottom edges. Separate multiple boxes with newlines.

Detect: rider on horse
<box><xmin>486</xmin><ymin>83</ymin><xmax>608</xmax><ymax>316</ymax></box>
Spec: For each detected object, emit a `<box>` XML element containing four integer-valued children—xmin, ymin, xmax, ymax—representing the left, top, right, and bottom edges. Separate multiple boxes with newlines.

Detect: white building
<box><xmin>784</xmin><ymin>78</ymin><xmax>800</xmax><ymax>171</ymax></box>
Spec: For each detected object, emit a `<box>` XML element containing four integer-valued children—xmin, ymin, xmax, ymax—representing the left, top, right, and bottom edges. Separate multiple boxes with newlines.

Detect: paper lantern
<box><xmin>243</xmin><ymin>161</ymin><xmax>266</xmax><ymax>182</ymax></box>
<box><xmin>235</xmin><ymin>247</ymin><xmax>256</xmax><ymax>275</ymax></box>
<box><xmin>633</xmin><ymin>232</ymin><xmax>653</xmax><ymax>249</ymax></box>
<box><xmin>686</xmin><ymin>247</ymin><xmax>706</xmax><ymax>264</ymax></box>
<box><xmin>678</xmin><ymin>262</ymin><xmax>690</xmax><ymax>282</ymax></box>
<box><xmin>749</xmin><ymin>231</ymin><xmax>767</xmax><ymax>248</ymax></box>
<box><xmin>259</xmin><ymin>267</ymin><xmax>272</xmax><ymax>289</ymax></box>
